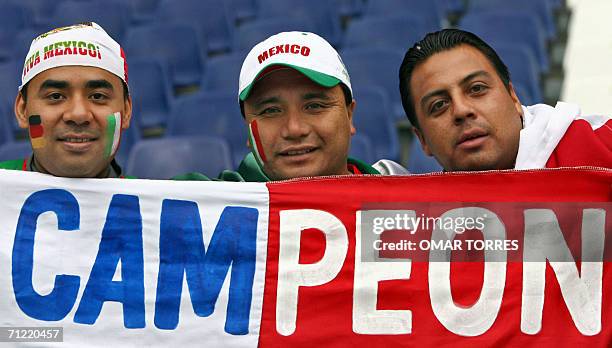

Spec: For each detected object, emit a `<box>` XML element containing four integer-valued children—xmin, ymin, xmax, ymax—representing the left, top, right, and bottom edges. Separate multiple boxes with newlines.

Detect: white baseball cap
<box><xmin>238</xmin><ymin>31</ymin><xmax>351</xmax><ymax>101</ymax></box>
<box><xmin>19</xmin><ymin>22</ymin><xmax>128</xmax><ymax>91</ymax></box>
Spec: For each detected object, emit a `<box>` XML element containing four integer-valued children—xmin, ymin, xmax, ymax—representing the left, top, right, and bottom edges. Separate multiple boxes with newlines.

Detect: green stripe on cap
<box><xmin>239</xmin><ymin>63</ymin><xmax>341</xmax><ymax>101</ymax></box>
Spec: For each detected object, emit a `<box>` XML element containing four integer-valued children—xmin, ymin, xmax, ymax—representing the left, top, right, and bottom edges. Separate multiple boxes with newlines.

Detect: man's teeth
<box><xmin>286</xmin><ymin>149</ymin><xmax>313</xmax><ymax>155</ymax></box>
<box><xmin>64</xmin><ymin>138</ymin><xmax>92</xmax><ymax>143</ymax></box>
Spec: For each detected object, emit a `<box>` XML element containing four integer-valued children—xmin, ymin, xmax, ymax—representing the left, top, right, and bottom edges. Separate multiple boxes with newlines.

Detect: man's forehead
<box><xmin>411</xmin><ymin>45</ymin><xmax>496</xmax><ymax>93</ymax></box>
<box><xmin>31</xmin><ymin>65</ymin><xmax>121</xmax><ymax>87</ymax></box>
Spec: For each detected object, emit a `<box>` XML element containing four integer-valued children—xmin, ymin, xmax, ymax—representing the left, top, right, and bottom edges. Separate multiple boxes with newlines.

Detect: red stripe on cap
<box><xmin>120</xmin><ymin>47</ymin><xmax>128</xmax><ymax>83</ymax></box>
<box><xmin>251</xmin><ymin>120</ymin><xmax>267</xmax><ymax>162</ymax></box>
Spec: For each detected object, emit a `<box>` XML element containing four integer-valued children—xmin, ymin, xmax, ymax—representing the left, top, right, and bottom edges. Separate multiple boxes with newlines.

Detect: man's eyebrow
<box><xmin>252</xmin><ymin>96</ymin><xmax>280</xmax><ymax>108</ymax></box>
<box><xmin>303</xmin><ymin>92</ymin><xmax>331</xmax><ymax>100</ymax></box>
<box><xmin>419</xmin><ymin>70</ymin><xmax>492</xmax><ymax>110</ymax></box>
<box><xmin>459</xmin><ymin>70</ymin><xmax>491</xmax><ymax>86</ymax></box>
<box><xmin>39</xmin><ymin>79</ymin><xmax>69</xmax><ymax>91</ymax></box>
<box><xmin>85</xmin><ymin>79</ymin><xmax>114</xmax><ymax>90</ymax></box>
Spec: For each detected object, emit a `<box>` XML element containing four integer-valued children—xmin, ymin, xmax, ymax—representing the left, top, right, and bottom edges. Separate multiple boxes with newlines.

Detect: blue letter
<box><xmin>12</xmin><ymin>189</ymin><xmax>80</xmax><ymax>321</ymax></box>
<box><xmin>74</xmin><ymin>194</ymin><xmax>144</xmax><ymax>328</ymax></box>
<box><xmin>155</xmin><ymin>200</ymin><xmax>258</xmax><ymax>334</ymax></box>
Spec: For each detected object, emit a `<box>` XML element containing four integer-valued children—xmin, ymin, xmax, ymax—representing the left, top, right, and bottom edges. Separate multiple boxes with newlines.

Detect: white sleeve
<box><xmin>372</xmin><ymin>159</ymin><xmax>410</xmax><ymax>175</ymax></box>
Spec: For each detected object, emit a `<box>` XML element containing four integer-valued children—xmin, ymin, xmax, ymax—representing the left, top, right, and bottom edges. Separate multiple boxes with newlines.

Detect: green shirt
<box><xmin>173</xmin><ymin>153</ymin><xmax>381</xmax><ymax>182</ymax></box>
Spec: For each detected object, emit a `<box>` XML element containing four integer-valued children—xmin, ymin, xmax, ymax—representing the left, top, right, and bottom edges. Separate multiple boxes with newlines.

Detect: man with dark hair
<box><xmin>178</xmin><ymin>31</ymin><xmax>407</xmax><ymax>181</ymax></box>
<box><xmin>399</xmin><ymin>29</ymin><xmax>611</xmax><ymax>171</ymax></box>
<box><xmin>0</xmin><ymin>22</ymin><xmax>134</xmax><ymax>178</ymax></box>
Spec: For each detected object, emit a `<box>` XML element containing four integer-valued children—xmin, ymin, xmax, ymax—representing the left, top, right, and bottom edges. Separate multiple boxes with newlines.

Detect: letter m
<box><xmin>154</xmin><ymin>200</ymin><xmax>258</xmax><ymax>335</ymax></box>
<box><xmin>257</xmin><ymin>51</ymin><xmax>269</xmax><ymax>64</ymax></box>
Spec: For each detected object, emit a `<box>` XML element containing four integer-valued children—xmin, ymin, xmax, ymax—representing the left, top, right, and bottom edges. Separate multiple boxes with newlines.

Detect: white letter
<box><xmin>276</xmin><ymin>209</ymin><xmax>348</xmax><ymax>336</ymax></box>
<box><xmin>429</xmin><ymin>207</ymin><xmax>506</xmax><ymax>336</ymax></box>
<box><xmin>353</xmin><ymin>211</ymin><xmax>412</xmax><ymax>334</ymax></box>
<box><xmin>521</xmin><ymin>209</ymin><xmax>604</xmax><ymax>335</ymax></box>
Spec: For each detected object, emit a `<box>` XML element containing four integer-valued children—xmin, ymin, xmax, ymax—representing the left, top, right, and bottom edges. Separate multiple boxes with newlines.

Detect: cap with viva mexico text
<box><xmin>19</xmin><ymin>22</ymin><xmax>128</xmax><ymax>91</ymax></box>
<box><xmin>238</xmin><ymin>31</ymin><xmax>351</xmax><ymax>101</ymax></box>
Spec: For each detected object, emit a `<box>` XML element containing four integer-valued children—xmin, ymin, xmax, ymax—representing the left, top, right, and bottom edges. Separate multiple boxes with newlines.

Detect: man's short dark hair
<box><xmin>20</xmin><ymin>80</ymin><xmax>130</xmax><ymax>102</ymax></box>
<box><xmin>399</xmin><ymin>29</ymin><xmax>511</xmax><ymax>128</ymax></box>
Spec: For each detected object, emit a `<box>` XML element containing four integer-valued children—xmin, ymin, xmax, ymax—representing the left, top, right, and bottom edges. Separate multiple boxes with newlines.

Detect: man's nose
<box><xmin>62</xmin><ymin>96</ymin><xmax>93</xmax><ymax>125</ymax></box>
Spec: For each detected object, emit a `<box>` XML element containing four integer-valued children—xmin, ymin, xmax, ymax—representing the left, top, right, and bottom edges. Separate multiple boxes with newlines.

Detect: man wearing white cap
<box><xmin>214</xmin><ymin>31</ymin><xmax>407</xmax><ymax>181</ymax></box>
<box><xmin>0</xmin><ymin>22</ymin><xmax>133</xmax><ymax>178</ymax></box>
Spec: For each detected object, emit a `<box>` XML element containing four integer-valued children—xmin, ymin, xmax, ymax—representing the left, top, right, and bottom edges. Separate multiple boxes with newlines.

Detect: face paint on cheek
<box><xmin>248</xmin><ymin>119</ymin><xmax>267</xmax><ymax>169</ymax></box>
<box><xmin>28</xmin><ymin>115</ymin><xmax>46</xmax><ymax>149</ymax></box>
<box><xmin>104</xmin><ymin>112</ymin><xmax>122</xmax><ymax>158</ymax></box>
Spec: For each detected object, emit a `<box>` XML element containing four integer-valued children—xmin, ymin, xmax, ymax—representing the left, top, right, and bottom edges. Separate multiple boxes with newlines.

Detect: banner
<box><xmin>0</xmin><ymin>168</ymin><xmax>610</xmax><ymax>347</ymax></box>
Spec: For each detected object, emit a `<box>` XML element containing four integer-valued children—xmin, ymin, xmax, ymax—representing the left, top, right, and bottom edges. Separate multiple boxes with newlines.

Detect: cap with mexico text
<box><xmin>238</xmin><ymin>31</ymin><xmax>351</xmax><ymax>101</ymax></box>
<box><xmin>20</xmin><ymin>22</ymin><xmax>128</xmax><ymax>91</ymax></box>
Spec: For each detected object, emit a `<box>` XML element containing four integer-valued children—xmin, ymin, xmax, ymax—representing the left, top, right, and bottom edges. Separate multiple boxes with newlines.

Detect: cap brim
<box><xmin>239</xmin><ymin>63</ymin><xmax>341</xmax><ymax>101</ymax></box>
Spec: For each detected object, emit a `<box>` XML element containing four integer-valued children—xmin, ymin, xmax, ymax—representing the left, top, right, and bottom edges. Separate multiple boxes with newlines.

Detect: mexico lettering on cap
<box><xmin>239</xmin><ymin>31</ymin><xmax>352</xmax><ymax>102</ymax></box>
<box><xmin>257</xmin><ymin>44</ymin><xmax>311</xmax><ymax>64</ymax></box>
<box><xmin>19</xmin><ymin>22</ymin><xmax>128</xmax><ymax>91</ymax></box>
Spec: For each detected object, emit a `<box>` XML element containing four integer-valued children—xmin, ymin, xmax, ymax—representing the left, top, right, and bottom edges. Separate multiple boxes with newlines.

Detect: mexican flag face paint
<box><xmin>28</xmin><ymin>115</ymin><xmax>46</xmax><ymax>149</ymax></box>
<box><xmin>104</xmin><ymin>112</ymin><xmax>121</xmax><ymax>158</ymax></box>
<box><xmin>248</xmin><ymin>120</ymin><xmax>267</xmax><ymax>169</ymax></box>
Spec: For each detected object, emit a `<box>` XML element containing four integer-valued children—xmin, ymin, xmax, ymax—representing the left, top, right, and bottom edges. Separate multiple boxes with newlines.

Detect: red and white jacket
<box><xmin>515</xmin><ymin>102</ymin><xmax>612</xmax><ymax>169</ymax></box>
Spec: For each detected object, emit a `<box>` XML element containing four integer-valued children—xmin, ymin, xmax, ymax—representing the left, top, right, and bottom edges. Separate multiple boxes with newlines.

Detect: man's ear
<box><xmin>14</xmin><ymin>92</ymin><xmax>28</xmax><ymax>129</ymax></box>
<box><xmin>413</xmin><ymin>126</ymin><xmax>433</xmax><ymax>157</ymax></box>
<box><xmin>347</xmin><ymin>99</ymin><xmax>356</xmax><ymax>136</ymax></box>
<box><xmin>507</xmin><ymin>82</ymin><xmax>523</xmax><ymax>118</ymax></box>
<box><xmin>121</xmin><ymin>95</ymin><xmax>133</xmax><ymax>129</ymax></box>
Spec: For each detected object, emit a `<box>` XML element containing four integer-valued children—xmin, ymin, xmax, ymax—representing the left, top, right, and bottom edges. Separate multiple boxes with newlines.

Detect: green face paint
<box><xmin>104</xmin><ymin>112</ymin><xmax>121</xmax><ymax>158</ymax></box>
<box><xmin>248</xmin><ymin>120</ymin><xmax>267</xmax><ymax>169</ymax></box>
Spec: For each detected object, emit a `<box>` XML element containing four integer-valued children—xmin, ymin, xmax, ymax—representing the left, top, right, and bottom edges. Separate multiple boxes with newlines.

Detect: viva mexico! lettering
<box><xmin>22</xmin><ymin>41</ymin><xmax>102</xmax><ymax>78</ymax></box>
<box><xmin>11</xmin><ymin>189</ymin><xmax>258</xmax><ymax>334</ymax></box>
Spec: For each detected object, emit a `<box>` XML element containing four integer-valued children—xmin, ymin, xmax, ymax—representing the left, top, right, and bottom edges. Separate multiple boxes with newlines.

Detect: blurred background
<box><xmin>0</xmin><ymin>0</ymin><xmax>609</xmax><ymax>178</ymax></box>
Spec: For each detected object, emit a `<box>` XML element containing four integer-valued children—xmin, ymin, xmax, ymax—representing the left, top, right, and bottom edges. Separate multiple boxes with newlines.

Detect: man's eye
<box><xmin>47</xmin><ymin>92</ymin><xmax>64</xmax><ymax>101</ymax></box>
<box><xmin>90</xmin><ymin>93</ymin><xmax>108</xmax><ymax>101</ymax></box>
<box><xmin>305</xmin><ymin>102</ymin><xmax>325</xmax><ymax>110</ymax></box>
<box><xmin>257</xmin><ymin>107</ymin><xmax>281</xmax><ymax>116</ymax></box>
<box><xmin>470</xmin><ymin>84</ymin><xmax>487</xmax><ymax>94</ymax></box>
<box><xmin>429</xmin><ymin>100</ymin><xmax>447</xmax><ymax>114</ymax></box>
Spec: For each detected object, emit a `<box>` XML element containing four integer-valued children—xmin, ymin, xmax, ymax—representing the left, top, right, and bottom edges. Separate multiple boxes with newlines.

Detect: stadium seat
<box><xmin>166</xmin><ymin>91</ymin><xmax>248</xmax><ymax>167</ymax></box>
<box><xmin>512</xmin><ymin>83</ymin><xmax>534</xmax><ymax>106</ymax></box>
<box><xmin>12</xmin><ymin>29</ymin><xmax>39</xmax><ymax>64</ymax></box>
<box><xmin>349</xmin><ymin>134</ymin><xmax>375</xmax><ymax>165</ymax></box>
<box><xmin>128</xmin><ymin>57</ymin><xmax>173</xmax><ymax>129</ymax></box>
<box><xmin>124</xmin><ymin>23</ymin><xmax>206</xmax><ymax>88</ymax></box>
<box><xmin>407</xmin><ymin>136</ymin><xmax>442</xmax><ymax>174</ymax></box>
<box><xmin>8</xmin><ymin>0</ymin><xmax>61</xmax><ymax>31</ymax></box>
<box><xmin>0</xmin><ymin>61</ymin><xmax>21</xmax><ymax>107</ymax></box>
<box><xmin>460</xmin><ymin>10</ymin><xmax>549</xmax><ymax>73</ymax></box>
<box><xmin>233</xmin><ymin>17</ymin><xmax>317</xmax><ymax>53</ymax></box>
<box><xmin>156</xmin><ymin>0</ymin><xmax>234</xmax><ymax>53</ymax></box>
<box><xmin>341</xmin><ymin>47</ymin><xmax>406</xmax><ymax>120</ymax></box>
<box><xmin>364</xmin><ymin>0</ymin><xmax>445</xmax><ymax>32</ymax></box>
<box><xmin>126</xmin><ymin>0</ymin><xmax>160</xmax><ymax>24</ymax></box>
<box><xmin>494</xmin><ymin>43</ymin><xmax>543</xmax><ymax>103</ymax></box>
<box><xmin>333</xmin><ymin>0</ymin><xmax>365</xmax><ymax>18</ymax></box>
<box><xmin>343</xmin><ymin>13</ymin><xmax>428</xmax><ymax>50</ymax></box>
<box><xmin>201</xmin><ymin>53</ymin><xmax>246</xmax><ymax>93</ymax></box>
<box><xmin>0</xmin><ymin>141</ymin><xmax>31</xmax><ymax>162</ymax></box>
<box><xmin>0</xmin><ymin>3</ymin><xmax>31</xmax><ymax>62</ymax></box>
<box><xmin>49</xmin><ymin>0</ymin><xmax>131</xmax><ymax>42</ymax></box>
<box><xmin>351</xmin><ymin>86</ymin><xmax>400</xmax><ymax>161</ymax></box>
<box><xmin>468</xmin><ymin>0</ymin><xmax>556</xmax><ymax>40</ymax></box>
<box><xmin>256</xmin><ymin>0</ymin><xmax>342</xmax><ymax>46</ymax></box>
<box><xmin>225</xmin><ymin>0</ymin><xmax>257</xmax><ymax>24</ymax></box>
<box><xmin>126</xmin><ymin>136</ymin><xmax>233</xmax><ymax>179</ymax></box>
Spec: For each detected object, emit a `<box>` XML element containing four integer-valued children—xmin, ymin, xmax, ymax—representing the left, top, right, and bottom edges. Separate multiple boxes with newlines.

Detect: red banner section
<box><xmin>260</xmin><ymin>168</ymin><xmax>612</xmax><ymax>347</ymax></box>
